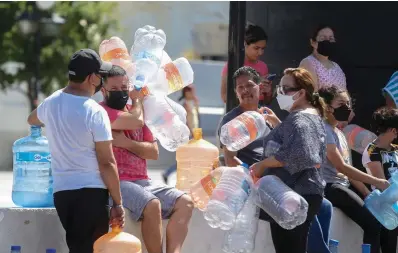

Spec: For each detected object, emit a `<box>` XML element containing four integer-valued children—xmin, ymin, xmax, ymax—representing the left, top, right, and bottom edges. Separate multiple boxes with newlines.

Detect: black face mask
<box><xmin>317</xmin><ymin>41</ymin><xmax>336</xmax><ymax>57</ymax></box>
<box><xmin>333</xmin><ymin>104</ymin><xmax>351</xmax><ymax>122</ymax></box>
<box><xmin>106</xmin><ymin>90</ymin><xmax>129</xmax><ymax>110</ymax></box>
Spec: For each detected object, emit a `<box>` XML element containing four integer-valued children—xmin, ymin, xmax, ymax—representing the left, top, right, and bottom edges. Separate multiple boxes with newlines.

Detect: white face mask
<box><xmin>277</xmin><ymin>92</ymin><xmax>298</xmax><ymax>111</ymax></box>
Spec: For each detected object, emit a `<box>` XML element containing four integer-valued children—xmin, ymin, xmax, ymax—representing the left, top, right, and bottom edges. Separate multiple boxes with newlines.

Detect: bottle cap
<box><xmin>11</xmin><ymin>246</ymin><xmax>21</xmax><ymax>251</ymax></box>
<box><xmin>329</xmin><ymin>239</ymin><xmax>339</xmax><ymax>245</ymax></box>
<box><xmin>192</xmin><ymin>128</ymin><xmax>202</xmax><ymax>140</ymax></box>
<box><xmin>362</xmin><ymin>244</ymin><xmax>371</xmax><ymax>252</ymax></box>
<box><xmin>241</xmin><ymin>163</ymin><xmax>248</xmax><ymax>169</ymax></box>
<box><xmin>46</xmin><ymin>249</ymin><xmax>56</xmax><ymax>253</ymax></box>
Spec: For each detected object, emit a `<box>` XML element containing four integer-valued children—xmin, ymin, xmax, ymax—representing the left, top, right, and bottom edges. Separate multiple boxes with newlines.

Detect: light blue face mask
<box><xmin>383</xmin><ymin>71</ymin><xmax>398</xmax><ymax>108</ymax></box>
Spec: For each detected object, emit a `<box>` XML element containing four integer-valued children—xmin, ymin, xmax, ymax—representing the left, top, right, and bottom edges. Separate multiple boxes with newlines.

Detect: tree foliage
<box><xmin>0</xmin><ymin>1</ymin><xmax>119</xmax><ymax>108</ymax></box>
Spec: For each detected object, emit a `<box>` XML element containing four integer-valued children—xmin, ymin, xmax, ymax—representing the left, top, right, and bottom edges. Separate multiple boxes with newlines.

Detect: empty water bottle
<box><xmin>364</xmin><ymin>171</ymin><xmax>398</xmax><ymax>230</ymax></box>
<box><xmin>343</xmin><ymin>124</ymin><xmax>377</xmax><ymax>154</ymax></box>
<box><xmin>46</xmin><ymin>249</ymin><xmax>56</xmax><ymax>253</ymax></box>
<box><xmin>190</xmin><ymin>166</ymin><xmax>225</xmax><ymax>210</ymax></box>
<box><xmin>131</xmin><ymin>25</ymin><xmax>166</xmax><ymax>89</ymax></box>
<box><xmin>12</xmin><ymin>126</ymin><xmax>53</xmax><ymax>207</ymax></box>
<box><xmin>254</xmin><ymin>175</ymin><xmax>308</xmax><ymax>230</ymax></box>
<box><xmin>143</xmin><ymin>94</ymin><xmax>190</xmax><ymax>151</ymax></box>
<box><xmin>204</xmin><ymin>164</ymin><xmax>253</xmax><ymax>230</ymax></box>
<box><xmin>362</xmin><ymin>244</ymin><xmax>371</xmax><ymax>253</ymax></box>
<box><xmin>222</xmin><ymin>194</ymin><xmax>260</xmax><ymax>253</ymax></box>
<box><xmin>329</xmin><ymin>239</ymin><xmax>339</xmax><ymax>253</ymax></box>
<box><xmin>220</xmin><ymin>111</ymin><xmax>270</xmax><ymax>152</ymax></box>
<box><xmin>10</xmin><ymin>246</ymin><xmax>21</xmax><ymax>253</ymax></box>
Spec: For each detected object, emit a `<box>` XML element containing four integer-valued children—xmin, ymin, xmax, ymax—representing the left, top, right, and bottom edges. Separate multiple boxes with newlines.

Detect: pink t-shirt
<box><xmin>100</xmin><ymin>102</ymin><xmax>154</xmax><ymax>181</ymax></box>
<box><xmin>221</xmin><ymin>59</ymin><xmax>269</xmax><ymax>77</ymax></box>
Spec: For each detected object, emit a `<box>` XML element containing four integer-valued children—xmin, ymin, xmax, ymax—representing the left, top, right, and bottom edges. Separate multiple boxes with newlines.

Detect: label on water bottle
<box><xmin>102</xmin><ymin>48</ymin><xmax>130</xmax><ymax>61</ymax></box>
<box><xmin>200</xmin><ymin>174</ymin><xmax>218</xmax><ymax>196</ymax></box>
<box><xmin>134</xmin><ymin>51</ymin><xmax>161</xmax><ymax>65</ymax></box>
<box><xmin>15</xmin><ymin>152</ymin><xmax>51</xmax><ymax>163</ymax></box>
<box><xmin>241</xmin><ymin>179</ymin><xmax>251</xmax><ymax>195</ymax></box>
<box><xmin>164</xmin><ymin>62</ymin><xmax>184</xmax><ymax>92</ymax></box>
<box><xmin>233</xmin><ymin>114</ymin><xmax>257</xmax><ymax>141</ymax></box>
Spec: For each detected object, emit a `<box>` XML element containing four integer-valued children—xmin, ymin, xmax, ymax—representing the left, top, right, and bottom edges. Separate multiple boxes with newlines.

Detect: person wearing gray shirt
<box><xmin>318</xmin><ymin>86</ymin><xmax>389</xmax><ymax>253</ymax></box>
<box><xmin>251</xmin><ymin>68</ymin><xmax>327</xmax><ymax>253</ymax></box>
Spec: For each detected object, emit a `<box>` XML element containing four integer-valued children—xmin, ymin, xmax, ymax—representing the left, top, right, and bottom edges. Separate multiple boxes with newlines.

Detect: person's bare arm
<box><xmin>95</xmin><ymin>140</ymin><xmax>122</xmax><ymax>205</ymax></box>
<box><xmin>367</xmin><ymin>161</ymin><xmax>387</xmax><ymax>180</ymax></box>
<box><xmin>27</xmin><ymin>109</ymin><xmax>44</xmax><ymax>127</ymax></box>
<box><xmin>223</xmin><ymin>147</ymin><xmax>239</xmax><ymax>167</ymax></box>
<box><xmin>327</xmin><ymin>144</ymin><xmax>388</xmax><ymax>190</ymax></box>
<box><xmin>221</xmin><ymin>75</ymin><xmax>227</xmax><ymax>103</ymax></box>
<box><xmin>349</xmin><ymin>179</ymin><xmax>371</xmax><ymax>198</ymax></box>
<box><xmin>299</xmin><ymin>58</ymin><xmax>319</xmax><ymax>91</ymax></box>
<box><xmin>111</xmin><ymin>99</ymin><xmax>144</xmax><ymax>131</ymax></box>
<box><xmin>112</xmin><ymin>130</ymin><xmax>159</xmax><ymax>160</ymax></box>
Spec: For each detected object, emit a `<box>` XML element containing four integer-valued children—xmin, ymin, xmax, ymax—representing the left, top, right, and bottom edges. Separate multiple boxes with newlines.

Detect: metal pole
<box><xmin>226</xmin><ymin>1</ymin><xmax>246</xmax><ymax>113</ymax></box>
<box><xmin>32</xmin><ymin>27</ymin><xmax>41</xmax><ymax>110</ymax></box>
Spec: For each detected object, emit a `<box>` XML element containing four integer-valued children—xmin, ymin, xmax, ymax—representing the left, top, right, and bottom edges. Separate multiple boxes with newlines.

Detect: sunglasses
<box><xmin>276</xmin><ymin>85</ymin><xmax>301</xmax><ymax>95</ymax></box>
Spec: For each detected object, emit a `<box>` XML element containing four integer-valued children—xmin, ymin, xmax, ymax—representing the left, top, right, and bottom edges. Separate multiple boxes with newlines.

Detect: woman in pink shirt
<box><xmin>221</xmin><ymin>23</ymin><xmax>269</xmax><ymax>103</ymax></box>
<box><xmin>300</xmin><ymin>25</ymin><xmax>347</xmax><ymax>92</ymax></box>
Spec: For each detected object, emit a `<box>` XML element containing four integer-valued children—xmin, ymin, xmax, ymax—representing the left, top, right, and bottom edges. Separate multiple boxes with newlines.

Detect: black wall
<box><xmin>247</xmin><ymin>1</ymin><xmax>398</xmax><ymax>129</ymax></box>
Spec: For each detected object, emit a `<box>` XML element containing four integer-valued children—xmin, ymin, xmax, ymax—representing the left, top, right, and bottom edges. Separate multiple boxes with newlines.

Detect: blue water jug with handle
<box><xmin>364</xmin><ymin>170</ymin><xmax>398</xmax><ymax>230</ymax></box>
<box><xmin>12</xmin><ymin>126</ymin><xmax>54</xmax><ymax>207</ymax></box>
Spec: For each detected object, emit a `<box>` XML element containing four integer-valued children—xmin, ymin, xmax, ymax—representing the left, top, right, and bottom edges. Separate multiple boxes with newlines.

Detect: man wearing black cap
<box><xmin>27</xmin><ymin>49</ymin><xmax>124</xmax><ymax>253</ymax></box>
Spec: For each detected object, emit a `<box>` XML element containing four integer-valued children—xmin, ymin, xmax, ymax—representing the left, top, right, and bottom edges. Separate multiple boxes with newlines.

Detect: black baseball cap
<box><xmin>68</xmin><ymin>49</ymin><xmax>112</xmax><ymax>80</ymax></box>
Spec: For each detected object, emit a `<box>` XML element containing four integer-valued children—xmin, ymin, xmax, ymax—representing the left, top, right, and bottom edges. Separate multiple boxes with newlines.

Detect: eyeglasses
<box><xmin>276</xmin><ymin>85</ymin><xmax>301</xmax><ymax>95</ymax></box>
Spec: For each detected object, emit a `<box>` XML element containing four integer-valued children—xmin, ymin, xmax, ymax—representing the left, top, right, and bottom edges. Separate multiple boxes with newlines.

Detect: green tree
<box><xmin>0</xmin><ymin>1</ymin><xmax>119</xmax><ymax>111</ymax></box>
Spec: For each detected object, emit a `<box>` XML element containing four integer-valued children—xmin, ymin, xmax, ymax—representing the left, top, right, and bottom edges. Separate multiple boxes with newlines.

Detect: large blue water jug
<box><xmin>12</xmin><ymin>126</ymin><xmax>53</xmax><ymax>207</ymax></box>
<box><xmin>364</xmin><ymin>171</ymin><xmax>398</xmax><ymax>230</ymax></box>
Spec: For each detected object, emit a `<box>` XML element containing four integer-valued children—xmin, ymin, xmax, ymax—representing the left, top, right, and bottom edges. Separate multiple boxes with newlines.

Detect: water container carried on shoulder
<box><xmin>343</xmin><ymin>124</ymin><xmax>377</xmax><ymax>154</ymax></box>
<box><xmin>220</xmin><ymin>111</ymin><xmax>269</xmax><ymax>152</ymax></box>
<box><xmin>94</xmin><ymin>227</ymin><xmax>142</xmax><ymax>253</ymax></box>
<box><xmin>12</xmin><ymin>126</ymin><xmax>53</xmax><ymax>207</ymax></box>
<box><xmin>364</xmin><ymin>171</ymin><xmax>398</xmax><ymax>230</ymax></box>
<box><xmin>254</xmin><ymin>175</ymin><xmax>308</xmax><ymax>230</ymax></box>
<box><xmin>176</xmin><ymin>128</ymin><xmax>219</xmax><ymax>193</ymax></box>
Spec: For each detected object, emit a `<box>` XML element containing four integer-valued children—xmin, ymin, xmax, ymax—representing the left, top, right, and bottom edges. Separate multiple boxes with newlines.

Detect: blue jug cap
<box><xmin>11</xmin><ymin>246</ymin><xmax>21</xmax><ymax>250</ymax></box>
<box><xmin>46</xmin><ymin>249</ymin><xmax>56</xmax><ymax>253</ymax></box>
<box><xmin>241</xmin><ymin>163</ymin><xmax>248</xmax><ymax>169</ymax></box>
<box><xmin>329</xmin><ymin>239</ymin><xmax>339</xmax><ymax>246</ymax></box>
<box><xmin>362</xmin><ymin>244</ymin><xmax>371</xmax><ymax>253</ymax></box>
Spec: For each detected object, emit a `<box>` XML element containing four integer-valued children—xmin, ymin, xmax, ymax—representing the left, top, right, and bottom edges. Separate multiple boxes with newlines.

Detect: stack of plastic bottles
<box><xmin>12</xmin><ymin>126</ymin><xmax>54</xmax><ymax>207</ymax></box>
<box><xmin>365</xmin><ymin>170</ymin><xmax>398</xmax><ymax>230</ymax></box>
<box><xmin>220</xmin><ymin>111</ymin><xmax>269</xmax><ymax>151</ymax></box>
<box><xmin>99</xmin><ymin>25</ymin><xmax>193</xmax><ymax>152</ymax></box>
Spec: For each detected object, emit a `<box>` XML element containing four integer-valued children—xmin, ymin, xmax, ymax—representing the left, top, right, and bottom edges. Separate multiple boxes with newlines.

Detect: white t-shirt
<box><xmin>37</xmin><ymin>89</ymin><xmax>112</xmax><ymax>193</ymax></box>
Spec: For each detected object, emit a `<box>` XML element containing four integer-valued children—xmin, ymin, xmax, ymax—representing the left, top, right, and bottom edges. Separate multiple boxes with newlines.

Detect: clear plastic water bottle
<box><xmin>142</xmin><ymin>94</ymin><xmax>190</xmax><ymax>152</ymax></box>
<box><xmin>204</xmin><ymin>164</ymin><xmax>253</xmax><ymax>230</ymax></box>
<box><xmin>12</xmin><ymin>126</ymin><xmax>53</xmax><ymax>207</ymax></box>
<box><xmin>222</xmin><ymin>194</ymin><xmax>260</xmax><ymax>253</ymax></box>
<box><xmin>10</xmin><ymin>246</ymin><xmax>21</xmax><ymax>253</ymax></box>
<box><xmin>190</xmin><ymin>166</ymin><xmax>225</xmax><ymax>210</ymax></box>
<box><xmin>343</xmin><ymin>124</ymin><xmax>377</xmax><ymax>154</ymax></box>
<box><xmin>254</xmin><ymin>175</ymin><xmax>308</xmax><ymax>230</ymax></box>
<box><xmin>131</xmin><ymin>25</ymin><xmax>166</xmax><ymax>90</ymax></box>
<box><xmin>329</xmin><ymin>239</ymin><xmax>339</xmax><ymax>253</ymax></box>
<box><xmin>362</xmin><ymin>244</ymin><xmax>371</xmax><ymax>253</ymax></box>
<box><xmin>220</xmin><ymin>111</ymin><xmax>270</xmax><ymax>152</ymax></box>
<box><xmin>46</xmin><ymin>249</ymin><xmax>56</xmax><ymax>253</ymax></box>
<box><xmin>364</xmin><ymin>171</ymin><xmax>398</xmax><ymax>230</ymax></box>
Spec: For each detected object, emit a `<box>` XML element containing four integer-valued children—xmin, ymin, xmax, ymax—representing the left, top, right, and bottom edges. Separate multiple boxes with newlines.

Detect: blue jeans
<box><xmin>163</xmin><ymin>163</ymin><xmax>177</xmax><ymax>178</ymax></box>
<box><xmin>308</xmin><ymin>198</ymin><xmax>333</xmax><ymax>253</ymax></box>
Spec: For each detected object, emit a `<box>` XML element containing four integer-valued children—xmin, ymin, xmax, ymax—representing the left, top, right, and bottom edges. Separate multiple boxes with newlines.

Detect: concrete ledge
<box><xmin>0</xmin><ymin>207</ymin><xmax>394</xmax><ymax>253</ymax></box>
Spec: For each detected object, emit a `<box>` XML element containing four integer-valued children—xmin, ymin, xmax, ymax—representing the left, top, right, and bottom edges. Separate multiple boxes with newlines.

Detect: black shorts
<box><xmin>54</xmin><ymin>188</ymin><xmax>109</xmax><ymax>253</ymax></box>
